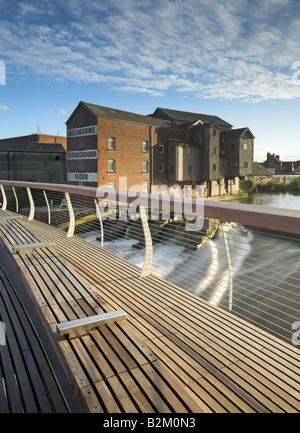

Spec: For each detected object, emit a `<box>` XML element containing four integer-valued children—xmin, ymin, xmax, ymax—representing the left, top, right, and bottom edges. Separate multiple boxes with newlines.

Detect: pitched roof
<box><xmin>151</xmin><ymin>107</ymin><xmax>232</xmax><ymax>127</ymax></box>
<box><xmin>220</xmin><ymin>127</ymin><xmax>255</xmax><ymax>138</ymax></box>
<box><xmin>252</xmin><ymin>162</ymin><xmax>273</xmax><ymax>176</ymax></box>
<box><xmin>66</xmin><ymin>101</ymin><xmax>182</xmax><ymax>130</ymax></box>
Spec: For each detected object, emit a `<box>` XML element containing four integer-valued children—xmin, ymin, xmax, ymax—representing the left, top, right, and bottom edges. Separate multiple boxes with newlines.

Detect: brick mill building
<box><xmin>66</xmin><ymin>102</ymin><xmax>254</xmax><ymax>197</ymax></box>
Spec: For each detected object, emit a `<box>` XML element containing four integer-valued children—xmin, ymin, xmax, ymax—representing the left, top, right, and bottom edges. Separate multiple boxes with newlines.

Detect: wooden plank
<box><xmin>145</xmin><ymin>336</ymin><xmax>206</xmax><ymax>385</ymax></box>
<box><xmin>70</xmin><ymin>338</ymin><xmax>103</xmax><ymax>384</ymax></box>
<box><xmin>0</xmin><ymin>287</ymin><xmax>52</xmax><ymax>413</ymax></box>
<box><xmin>79</xmin><ymin>384</ymin><xmax>105</xmax><ymax>413</ymax></box>
<box><xmin>140</xmin><ymin>363</ymin><xmax>188</xmax><ymax>413</ymax></box>
<box><xmin>206</xmin><ymin>370</ymin><xmax>269</xmax><ymax>413</ymax></box>
<box><xmin>0</xmin><ymin>343</ymin><xmax>24</xmax><ymax>412</ymax></box>
<box><xmin>130</xmin><ymin>366</ymin><xmax>172</xmax><ymax>413</ymax></box>
<box><xmin>0</xmin><ymin>287</ymin><xmax>39</xmax><ymax>413</ymax></box>
<box><xmin>188</xmin><ymin>378</ymin><xmax>241</xmax><ymax>413</ymax></box>
<box><xmin>118</xmin><ymin>370</ymin><xmax>155</xmax><ymax>413</ymax></box>
<box><xmin>107</xmin><ymin>375</ymin><xmax>139</xmax><ymax>413</ymax></box>
<box><xmin>149</xmin><ymin>360</ymin><xmax>204</xmax><ymax>413</ymax></box>
<box><xmin>100</xmin><ymin>325</ymin><xmax>139</xmax><ymax>371</ymax></box>
<box><xmin>107</xmin><ymin>322</ymin><xmax>155</xmax><ymax>366</ymax></box>
<box><xmin>240</xmin><ymin>356</ymin><xmax>300</xmax><ymax>401</ymax></box>
<box><xmin>81</xmin><ymin>334</ymin><xmax>116</xmax><ymax>378</ymax></box>
<box><xmin>226</xmin><ymin>361</ymin><xmax>299</xmax><ymax>412</ymax></box>
<box><xmin>94</xmin><ymin>379</ymin><xmax>122</xmax><ymax>413</ymax></box>
<box><xmin>0</xmin><ymin>272</ymin><xmax>69</xmax><ymax>413</ymax></box>
<box><xmin>220</xmin><ymin>364</ymin><xmax>285</xmax><ymax>413</ymax></box>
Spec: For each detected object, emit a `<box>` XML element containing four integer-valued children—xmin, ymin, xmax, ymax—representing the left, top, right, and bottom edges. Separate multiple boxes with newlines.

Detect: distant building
<box><xmin>0</xmin><ymin>134</ymin><xmax>66</xmax><ymax>182</ymax></box>
<box><xmin>66</xmin><ymin>101</ymin><xmax>185</xmax><ymax>192</ymax></box>
<box><xmin>66</xmin><ymin>102</ymin><xmax>255</xmax><ymax>197</ymax></box>
<box><xmin>262</xmin><ymin>152</ymin><xmax>282</xmax><ymax>174</ymax></box>
<box><xmin>295</xmin><ymin>161</ymin><xmax>300</xmax><ymax>174</ymax></box>
<box><xmin>0</xmin><ymin>133</ymin><xmax>67</xmax><ymax>151</ymax></box>
<box><xmin>220</xmin><ymin>128</ymin><xmax>254</xmax><ymax>178</ymax></box>
<box><xmin>251</xmin><ymin>162</ymin><xmax>273</xmax><ymax>184</ymax></box>
<box><xmin>261</xmin><ymin>152</ymin><xmax>300</xmax><ymax>175</ymax></box>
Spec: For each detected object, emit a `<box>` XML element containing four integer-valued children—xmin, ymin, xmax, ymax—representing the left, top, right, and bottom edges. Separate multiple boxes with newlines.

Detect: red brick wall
<box><xmin>39</xmin><ymin>135</ymin><xmax>67</xmax><ymax>151</ymax></box>
<box><xmin>97</xmin><ymin>120</ymin><xmax>186</xmax><ymax>191</ymax></box>
<box><xmin>0</xmin><ymin>134</ymin><xmax>67</xmax><ymax>151</ymax></box>
<box><xmin>97</xmin><ymin>118</ymin><xmax>151</xmax><ymax>191</ymax></box>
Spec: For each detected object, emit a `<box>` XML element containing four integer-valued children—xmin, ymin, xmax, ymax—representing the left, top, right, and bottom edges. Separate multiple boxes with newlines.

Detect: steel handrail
<box><xmin>0</xmin><ymin>179</ymin><xmax>300</xmax><ymax>235</ymax></box>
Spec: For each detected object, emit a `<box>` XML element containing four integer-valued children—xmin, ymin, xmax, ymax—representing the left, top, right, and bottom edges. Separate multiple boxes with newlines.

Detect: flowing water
<box><xmin>233</xmin><ymin>192</ymin><xmax>300</xmax><ymax>210</ymax></box>
<box><xmin>83</xmin><ymin>193</ymin><xmax>300</xmax><ymax>345</ymax></box>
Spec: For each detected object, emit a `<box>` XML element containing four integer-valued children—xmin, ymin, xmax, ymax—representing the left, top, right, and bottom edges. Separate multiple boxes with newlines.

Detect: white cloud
<box><xmin>1</xmin><ymin>0</ymin><xmax>300</xmax><ymax>102</ymax></box>
<box><xmin>0</xmin><ymin>105</ymin><xmax>10</xmax><ymax>111</ymax></box>
<box><xmin>59</xmin><ymin>108</ymin><xmax>67</xmax><ymax>116</ymax></box>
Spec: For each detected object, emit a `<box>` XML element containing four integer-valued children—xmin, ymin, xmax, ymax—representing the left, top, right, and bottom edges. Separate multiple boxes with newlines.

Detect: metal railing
<box><xmin>0</xmin><ymin>179</ymin><xmax>300</xmax><ymax>346</ymax></box>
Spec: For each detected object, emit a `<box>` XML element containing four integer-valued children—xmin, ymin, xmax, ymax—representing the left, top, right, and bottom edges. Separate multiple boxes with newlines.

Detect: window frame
<box><xmin>142</xmin><ymin>140</ymin><xmax>148</xmax><ymax>152</ymax></box>
<box><xmin>108</xmin><ymin>137</ymin><xmax>116</xmax><ymax>150</ymax></box>
<box><xmin>142</xmin><ymin>161</ymin><xmax>149</xmax><ymax>173</ymax></box>
<box><xmin>108</xmin><ymin>159</ymin><xmax>116</xmax><ymax>172</ymax></box>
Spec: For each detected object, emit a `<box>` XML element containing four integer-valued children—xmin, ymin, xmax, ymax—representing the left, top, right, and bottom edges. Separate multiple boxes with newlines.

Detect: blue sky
<box><xmin>1</xmin><ymin>0</ymin><xmax>300</xmax><ymax>161</ymax></box>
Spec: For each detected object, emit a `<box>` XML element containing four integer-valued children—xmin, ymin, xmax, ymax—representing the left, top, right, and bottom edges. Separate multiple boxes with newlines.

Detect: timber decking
<box><xmin>0</xmin><ymin>266</ymin><xmax>70</xmax><ymax>413</ymax></box>
<box><xmin>0</xmin><ymin>211</ymin><xmax>300</xmax><ymax>413</ymax></box>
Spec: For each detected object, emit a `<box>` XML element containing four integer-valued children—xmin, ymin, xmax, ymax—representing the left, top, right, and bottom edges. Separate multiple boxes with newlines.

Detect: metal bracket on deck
<box><xmin>12</xmin><ymin>241</ymin><xmax>55</xmax><ymax>256</ymax></box>
<box><xmin>56</xmin><ymin>310</ymin><xmax>127</xmax><ymax>340</ymax></box>
<box><xmin>0</xmin><ymin>215</ymin><xmax>23</xmax><ymax>224</ymax></box>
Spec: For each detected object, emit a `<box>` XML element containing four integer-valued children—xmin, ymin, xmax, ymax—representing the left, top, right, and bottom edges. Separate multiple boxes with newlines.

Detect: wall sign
<box><xmin>67</xmin><ymin>149</ymin><xmax>97</xmax><ymax>160</ymax></box>
<box><xmin>68</xmin><ymin>125</ymin><xmax>97</xmax><ymax>138</ymax></box>
<box><xmin>67</xmin><ymin>172</ymin><xmax>98</xmax><ymax>182</ymax></box>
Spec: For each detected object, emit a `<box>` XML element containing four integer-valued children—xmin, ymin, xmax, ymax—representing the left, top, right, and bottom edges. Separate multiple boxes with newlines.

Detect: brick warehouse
<box><xmin>66</xmin><ymin>102</ymin><xmax>254</xmax><ymax>196</ymax></box>
<box><xmin>0</xmin><ymin>133</ymin><xmax>67</xmax><ymax>183</ymax></box>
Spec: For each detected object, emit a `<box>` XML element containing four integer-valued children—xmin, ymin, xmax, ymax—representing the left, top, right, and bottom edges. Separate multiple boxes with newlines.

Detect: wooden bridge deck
<box><xmin>0</xmin><ymin>211</ymin><xmax>300</xmax><ymax>413</ymax></box>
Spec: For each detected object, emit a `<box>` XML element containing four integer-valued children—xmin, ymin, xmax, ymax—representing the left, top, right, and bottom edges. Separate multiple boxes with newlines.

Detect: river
<box><xmin>82</xmin><ymin>192</ymin><xmax>300</xmax><ymax>345</ymax></box>
<box><xmin>233</xmin><ymin>192</ymin><xmax>300</xmax><ymax>210</ymax></box>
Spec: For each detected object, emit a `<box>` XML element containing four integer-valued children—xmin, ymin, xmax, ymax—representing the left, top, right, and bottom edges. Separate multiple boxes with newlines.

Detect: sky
<box><xmin>0</xmin><ymin>0</ymin><xmax>300</xmax><ymax>162</ymax></box>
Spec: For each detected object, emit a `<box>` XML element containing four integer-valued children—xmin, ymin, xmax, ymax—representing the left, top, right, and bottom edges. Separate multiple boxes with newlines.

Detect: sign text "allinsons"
<box><xmin>68</xmin><ymin>125</ymin><xmax>97</xmax><ymax>138</ymax></box>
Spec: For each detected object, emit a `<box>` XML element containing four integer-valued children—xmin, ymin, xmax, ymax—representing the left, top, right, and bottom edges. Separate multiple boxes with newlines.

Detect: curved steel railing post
<box><xmin>65</xmin><ymin>192</ymin><xmax>75</xmax><ymax>237</ymax></box>
<box><xmin>12</xmin><ymin>187</ymin><xmax>18</xmax><ymax>213</ymax></box>
<box><xmin>94</xmin><ymin>199</ymin><xmax>104</xmax><ymax>247</ymax></box>
<box><xmin>140</xmin><ymin>206</ymin><xmax>153</xmax><ymax>277</ymax></box>
<box><xmin>43</xmin><ymin>190</ymin><xmax>51</xmax><ymax>224</ymax></box>
<box><xmin>221</xmin><ymin>224</ymin><xmax>233</xmax><ymax>312</ymax></box>
<box><xmin>0</xmin><ymin>185</ymin><xmax>7</xmax><ymax>210</ymax></box>
<box><xmin>27</xmin><ymin>187</ymin><xmax>35</xmax><ymax>221</ymax></box>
